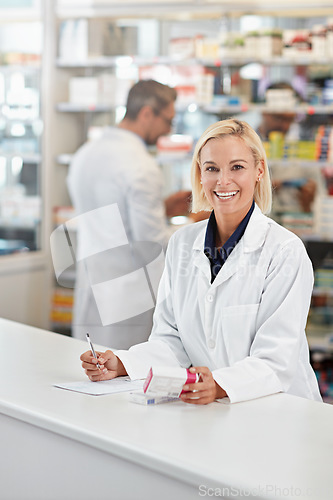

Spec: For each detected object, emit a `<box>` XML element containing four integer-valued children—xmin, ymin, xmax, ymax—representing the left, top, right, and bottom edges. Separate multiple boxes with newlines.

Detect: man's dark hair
<box><xmin>124</xmin><ymin>79</ymin><xmax>177</xmax><ymax>120</ymax></box>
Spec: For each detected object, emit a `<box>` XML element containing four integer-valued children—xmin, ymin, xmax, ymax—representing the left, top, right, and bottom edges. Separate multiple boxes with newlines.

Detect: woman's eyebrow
<box><xmin>202</xmin><ymin>158</ymin><xmax>249</xmax><ymax>166</ymax></box>
<box><xmin>230</xmin><ymin>158</ymin><xmax>248</xmax><ymax>164</ymax></box>
<box><xmin>202</xmin><ymin>160</ymin><xmax>218</xmax><ymax>166</ymax></box>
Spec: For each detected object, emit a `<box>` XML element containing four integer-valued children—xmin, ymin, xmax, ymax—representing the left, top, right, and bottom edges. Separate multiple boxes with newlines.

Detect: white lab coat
<box><xmin>115</xmin><ymin>205</ymin><xmax>322</xmax><ymax>403</ymax></box>
<box><xmin>66</xmin><ymin>127</ymin><xmax>170</xmax><ymax>349</ymax></box>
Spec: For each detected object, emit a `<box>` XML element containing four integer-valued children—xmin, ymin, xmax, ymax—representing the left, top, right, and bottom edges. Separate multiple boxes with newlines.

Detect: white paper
<box><xmin>54</xmin><ymin>377</ymin><xmax>143</xmax><ymax>396</ymax></box>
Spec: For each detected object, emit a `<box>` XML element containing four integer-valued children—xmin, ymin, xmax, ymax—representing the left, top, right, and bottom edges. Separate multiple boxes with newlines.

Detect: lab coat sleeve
<box><xmin>114</xmin><ymin>234</ymin><xmax>192</xmax><ymax>380</ymax></box>
<box><xmin>212</xmin><ymin>238</ymin><xmax>314</xmax><ymax>404</ymax></box>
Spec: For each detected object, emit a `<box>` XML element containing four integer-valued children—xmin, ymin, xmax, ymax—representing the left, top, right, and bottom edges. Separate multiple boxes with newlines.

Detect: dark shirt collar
<box><xmin>204</xmin><ymin>200</ymin><xmax>255</xmax><ymax>282</ymax></box>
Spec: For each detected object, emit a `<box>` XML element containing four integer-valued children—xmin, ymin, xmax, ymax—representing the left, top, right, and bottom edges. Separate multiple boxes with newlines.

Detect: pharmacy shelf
<box><xmin>55</xmin><ymin>0</ymin><xmax>333</xmax><ymax>19</ymax></box>
<box><xmin>55</xmin><ymin>101</ymin><xmax>333</xmax><ymax>116</ymax></box>
<box><xmin>0</xmin><ymin>62</ymin><xmax>41</xmax><ymax>71</ymax></box>
<box><xmin>56</xmin><ymin>55</ymin><xmax>333</xmax><ymax>69</ymax></box>
<box><xmin>313</xmin><ymin>288</ymin><xmax>333</xmax><ymax>297</ymax></box>
<box><xmin>57</xmin><ymin>151</ymin><xmax>193</xmax><ymax>165</ymax></box>
<box><xmin>215</xmin><ymin>56</ymin><xmax>333</xmax><ymax>66</ymax></box>
<box><xmin>269</xmin><ymin>159</ymin><xmax>333</xmax><ymax>168</ymax></box>
<box><xmin>56</xmin><ymin>101</ymin><xmax>192</xmax><ymax>114</ymax></box>
<box><xmin>307</xmin><ymin>331</ymin><xmax>333</xmax><ymax>353</ymax></box>
<box><xmin>56</xmin><ymin>102</ymin><xmax>115</xmax><ymax>113</ymax></box>
<box><xmin>56</xmin><ymin>154</ymin><xmax>73</xmax><ymax>165</ymax></box>
<box><xmin>202</xmin><ymin>102</ymin><xmax>333</xmax><ymax>116</ymax></box>
<box><xmin>0</xmin><ymin>116</ymin><xmax>41</xmax><ymax>124</ymax></box>
<box><xmin>56</xmin><ymin>56</ymin><xmax>209</xmax><ymax>68</ymax></box>
<box><xmin>0</xmin><ymin>218</ymin><xmax>40</xmax><ymax>230</ymax></box>
<box><xmin>0</xmin><ymin>153</ymin><xmax>42</xmax><ymax>164</ymax></box>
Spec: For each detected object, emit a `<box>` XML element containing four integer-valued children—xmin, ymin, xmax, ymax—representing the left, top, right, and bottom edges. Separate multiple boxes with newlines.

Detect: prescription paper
<box><xmin>54</xmin><ymin>377</ymin><xmax>143</xmax><ymax>395</ymax></box>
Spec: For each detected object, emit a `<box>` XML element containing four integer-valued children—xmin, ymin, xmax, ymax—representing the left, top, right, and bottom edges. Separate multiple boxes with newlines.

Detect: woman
<box><xmin>80</xmin><ymin>119</ymin><xmax>321</xmax><ymax>404</ymax></box>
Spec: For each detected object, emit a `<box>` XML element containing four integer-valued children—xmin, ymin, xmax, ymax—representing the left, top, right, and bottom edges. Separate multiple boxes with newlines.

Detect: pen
<box><xmin>86</xmin><ymin>333</ymin><xmax>101</xmax><ymax>369</ymax></box>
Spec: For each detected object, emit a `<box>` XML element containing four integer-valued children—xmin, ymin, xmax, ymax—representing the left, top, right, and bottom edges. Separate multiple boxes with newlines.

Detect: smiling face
<box><xmin>200</xmin><ymin>136</ymin><xmax>264</xmax><ymax>226</ymax></box>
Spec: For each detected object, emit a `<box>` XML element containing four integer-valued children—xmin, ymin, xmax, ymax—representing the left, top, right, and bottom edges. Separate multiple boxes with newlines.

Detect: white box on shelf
<box><xmin>195</xmin><ymin>73</ymin><xmax>214</xmax><ymax>105</ymax></box>
<box><xmin>195</xmin><ymin>36</ymin><xmax>219</xmax><ymax>59</ymax></box>
<box><xmin>59</xmin><ymin>18</ymin><xmax>114</xmax><ymax>62</ymax></box>
<box><xmin>58</xmin><ymin>19</ymin><xmax>88</xmax><ymax>61</ymax></box>
<box><xmin>311</xmin><ymin>25</ymin><xmax>328</xmax><ymax>59</ymax></box>
<box><xmin>265</xmin><ymin>89</ymin><xmax>297</xmax><ymax>109</ymax></box>
<box><xmin>258</xmin><ymin>34</ymin><xmax>283</xmax><ymax>59</ymax></box>
<box><xmin>169</xmin><ymin>37</ymin><xmax>195</xmax><ymax>59</ymax></box>
<box><xmin>244</xmin><ymin>33</ymin><xmax>259</xmax><ymax>58</ymax></box>
<box><xmin>97</xmin><ymin>74</ymin><xmax>117</xmax><ymax>105</ymax></box>
<box><xmin>314</xmin><ymin>195</ymin><xmax>333</xmax><ymax>239</ymax></box>
<box><xmin>69</xmin><ymin>77</ymin><xmax>99</xmax><ymax>106</ymax></box>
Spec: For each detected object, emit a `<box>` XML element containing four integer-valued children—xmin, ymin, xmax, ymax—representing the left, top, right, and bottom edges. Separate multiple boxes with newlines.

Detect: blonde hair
<box><xmin>191</xmin><ymin>119</ymin><xmax>272</xmax><ymax>214</ymax></box>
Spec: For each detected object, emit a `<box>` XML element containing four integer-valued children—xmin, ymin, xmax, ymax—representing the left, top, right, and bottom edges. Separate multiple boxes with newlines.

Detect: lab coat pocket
<box><xmin>221</xmin><ymin>304</ymin><xmax>259</xmax><ymax>365</ymax></box>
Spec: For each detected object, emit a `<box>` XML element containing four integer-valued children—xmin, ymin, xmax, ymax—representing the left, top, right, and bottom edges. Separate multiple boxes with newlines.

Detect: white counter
<box><xmin>0</xmin><ymin>318</ymin><xmax>332</xmax><ymax>500</ymax></box>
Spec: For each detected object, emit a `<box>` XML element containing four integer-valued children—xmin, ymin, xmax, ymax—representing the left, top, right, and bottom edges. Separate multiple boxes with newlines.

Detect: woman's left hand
<box><xmin>180</xmin><ymin>366</ymin><xmax>227</xmax><ymax>405</ymax></box>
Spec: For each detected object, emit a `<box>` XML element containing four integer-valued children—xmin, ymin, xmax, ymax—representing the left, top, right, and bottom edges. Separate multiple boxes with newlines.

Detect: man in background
<box><xmin>67</xmin><ymin>79</ymin><xmax>190</xmax><ymax>349</ymax></box>
<box><xmin>257</xmin><ymin>82</ymin><xmax>317</xmax><ymax>214</ymax></box>
<box><xmin>257</xmin><ymin>82</ymin><xmax>298</xmax><ymax>141</ymax></box>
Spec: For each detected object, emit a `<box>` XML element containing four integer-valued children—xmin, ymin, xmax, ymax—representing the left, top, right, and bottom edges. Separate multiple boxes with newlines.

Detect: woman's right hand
<box><xmin>80</xmin><ymin>350</ymin><xmax>127</xmax><ymax>381</ymax></box>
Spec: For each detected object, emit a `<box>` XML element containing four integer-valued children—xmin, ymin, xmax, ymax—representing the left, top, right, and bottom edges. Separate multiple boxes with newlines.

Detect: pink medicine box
<box><xmin>143</xmin><ymin>366</ymin><xmax>199</xmax><ymax>398</ymax></box>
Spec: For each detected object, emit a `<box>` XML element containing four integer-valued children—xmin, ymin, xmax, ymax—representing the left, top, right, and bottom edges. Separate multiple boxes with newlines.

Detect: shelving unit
<box><xmin>0</xmin><ymin>1</ymin><xmax>53</xmax><ymax>331</ymax></box>
<box><xmin>56</xmin><ymin>102</ymin><xmax>114</xmax><ymax>112</ymax></box>
<box><xmin>52</xmin><ymin>12</ymin><xmax>333</xmax><ymax>215</ymax></box>
<box><xmin>0</xmin><ymin>60</ymin><xmax>43</xmax><ymax>252</ymax></box>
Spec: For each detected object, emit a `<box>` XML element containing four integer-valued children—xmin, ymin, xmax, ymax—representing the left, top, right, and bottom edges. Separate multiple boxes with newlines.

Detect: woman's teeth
<box><xmin>215</xmin><ymin>191</ymin><xmax>238</xmax><ymax>200</ymax></box>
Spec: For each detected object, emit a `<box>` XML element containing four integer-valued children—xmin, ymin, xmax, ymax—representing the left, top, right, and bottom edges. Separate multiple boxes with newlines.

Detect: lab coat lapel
<box><xmin>197</xmin><ymin>205</ymin><xmax>270</xmax><ymax>288</ymax></box>
<box><xmin>212</xmin><ymin>242</ymin><xmax>244</xmax><ymax>287</ymax></box>
<box><xmin>193</xmin><ymin>226</ymin><xmax>212</xmax><ymax>283</ymax></box>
